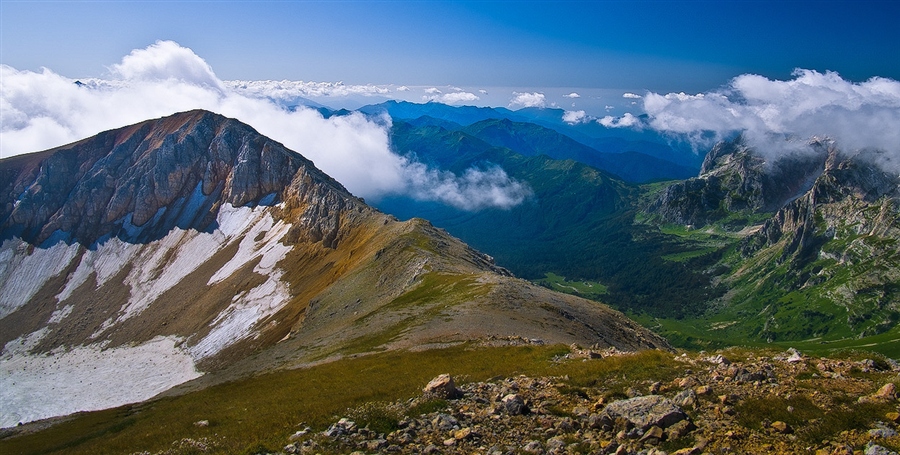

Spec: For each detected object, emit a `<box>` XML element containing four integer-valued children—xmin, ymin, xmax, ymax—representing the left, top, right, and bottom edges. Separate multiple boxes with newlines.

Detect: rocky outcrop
<box><xmin>649</xmin><ymin>136</ymin><xmax>825</xmax><ymax>227</ymax></box>
<box><xmin>0</xmin><ymin>109</ymin><xmax>365</xmax><ymax>247</ymax></box>
<box><xmin>742</xmin><ymin>145</ymin><xmax>900</xmax><ymax>261</ymax></box>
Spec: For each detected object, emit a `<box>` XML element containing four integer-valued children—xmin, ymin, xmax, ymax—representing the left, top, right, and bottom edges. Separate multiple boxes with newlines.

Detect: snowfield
<box><xmin>0</xmin><ymin>335</ymin><xmax>201</xmax><ymax>429</ymax></box>
<box><xmin>0</xmin><ymin>200</ymin><xmax>296</xmax><ymax>427</ymax></box>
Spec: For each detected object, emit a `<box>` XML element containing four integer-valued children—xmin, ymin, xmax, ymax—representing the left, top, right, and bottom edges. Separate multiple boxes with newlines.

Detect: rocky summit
<box><xmin>0</xmin><ymin>110</ymin><xmax>665</xmax><ymax>429</ymax></box>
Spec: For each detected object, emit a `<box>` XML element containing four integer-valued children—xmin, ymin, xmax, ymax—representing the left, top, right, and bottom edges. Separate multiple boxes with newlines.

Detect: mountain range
<box><xmin>0</xmin><ymin>109</ymin><xmax>664</xmax><ymax>429</ymax></box>
<box><xmin>3</xmin><ymin>102</ymin><xmax>900</xmax><ymax>450</ymax></box>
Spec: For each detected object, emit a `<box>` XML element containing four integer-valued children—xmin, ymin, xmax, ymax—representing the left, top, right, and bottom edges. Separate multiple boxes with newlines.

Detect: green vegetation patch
<box><xmin>535</xmin><ymin>272</ymin><xmax>608</xmax><ymax>300</ymax></box>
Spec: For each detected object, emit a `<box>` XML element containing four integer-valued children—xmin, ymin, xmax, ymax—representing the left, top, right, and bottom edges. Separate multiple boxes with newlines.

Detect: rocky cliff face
<box><xmin>0</xmin><ymin>110</ymin><xmax>666</xmax><ymax>428</ymax></box>
<box><xmin>648</xmin><ymin>136</ymin><xmax>825</xmax><ymax>227</ymax></box>
<box><xmin>745</xmin><ymin>145</ymin><xmax>900</xmax><ymax>261</ymax></box>
<box><xmin>0</xmin><ymin>109</ymin><xmax>362</xmax><ymax>247</ymax></box>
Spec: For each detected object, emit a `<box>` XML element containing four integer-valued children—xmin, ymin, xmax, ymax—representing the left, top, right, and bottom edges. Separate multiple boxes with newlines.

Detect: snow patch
<box><xmin>47</xmin><ymin>304</ymin><xmax>74</xmax><ymax>324</ymax></box>
<box><xmin>0</xmin><ymin>335</ymin><xmax>201</xmax><ymax>428</ymax></box>
<box><xmin>1</xmin><ymin>327</ymin><xmax>50</xmax><ymax>357</ymax></box>
<box><xmin>209</xmin><ymin>209</ymin><xmax>292</xmax><ymax>284</ymax></box>
<box><xmin>189</xmin><ymin>269</ymin><xmax>292</xmax><ymax>359</ymax></box>
<box><xmin>0</xmin><ymin>238</ymin><xmax>80</xmax><ymax>319</ymax></box>
<box><xmin>56</xmin><ymin>236</ymin><xmax>143</xmax><ymax>302</ymax></box>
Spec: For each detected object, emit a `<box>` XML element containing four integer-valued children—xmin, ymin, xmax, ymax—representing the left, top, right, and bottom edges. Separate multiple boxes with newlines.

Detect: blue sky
<box><xmin>2</xmin><ymin>1</ymin><xmax>898</xmax><ymax>93</ymax></box>
<box><xmin>2</xmin><ymin>0</ymin><xmax>899</xmax><ymax>196</ymax></box>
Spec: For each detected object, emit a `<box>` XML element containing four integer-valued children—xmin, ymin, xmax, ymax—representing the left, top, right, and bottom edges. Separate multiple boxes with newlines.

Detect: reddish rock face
<box><xmin>0</xmin><ymin>109</ymin><xmax>364</xmax><ymax>247</ymax></box>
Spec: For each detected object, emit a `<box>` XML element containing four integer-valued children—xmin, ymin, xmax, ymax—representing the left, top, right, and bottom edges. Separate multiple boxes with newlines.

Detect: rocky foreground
<box><xmin>272</xmin><ymin>348</ymin><xmax>900</xmax><ymax>455</ymax></box>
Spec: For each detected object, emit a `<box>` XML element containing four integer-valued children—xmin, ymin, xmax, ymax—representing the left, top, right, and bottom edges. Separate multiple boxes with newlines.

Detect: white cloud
<box><xmin>623</xmin><ymin>92</ymin><xmax>642</xmax><ymax>99</ymax></box>
<box><xmin>598</xmin><ymin>113</ymin><xmax>642</xmax><ymax>129</ymax></box>
<box><xmin>479</xmin><ymin>89</ymin><xmax>488</xmax><ymax>95</ymax></box>
<box><xmin>423</xmin><ymin>91</ymin><xmax>480</xmax><ymax>105</ymax></box>
<box><xmin>562</xmin><ymin>110</ymin><xmax>588</xmax><ymax>124</ymax></box>
<box><xmin>110</xmin><ymin>40</ymin><xmax>225</xmax><ymax>92</ymax></box>
<box><xmin>424</xmin><ymin>87</ymin><xmax>442</xmax><ymax>95</ymax></box>
<box><xmin>639</xmin><ymin>69</ymin><xmax>900</xmax><ymax>161</ymax></box>
<box><xmin>396</xmin><ymin>86</ymin><xmax>410</xmax><ymax>92</ymax></box>
<box><xmin>405</xmin><ymin>164</ymin><xmax>532</xmax><ymax>211</ymax></box>
<box><xmin>509</xmin><ymin>91</ymin><xmax>546</xmax><ymax>109</ymax></box>
<box><xmin>564</xmin><ymin>92</ymin><xmax>580</xmax><ymax>98</ymax></box>
<box><xmin>0</xmin><ymin>41</ymin><xmax>528</xmax><ymax>211</ymax></box>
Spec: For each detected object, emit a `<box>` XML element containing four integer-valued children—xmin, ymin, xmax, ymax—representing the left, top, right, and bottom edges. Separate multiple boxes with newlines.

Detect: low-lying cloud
<box><xmin>598</xmin><ymin>113</ymin><xmax>642</xmax><ymax>129</ymax></box>
<box><xmin>0</xmin><ymin>41</ymin><xmax>529</xmax><ymax>211</ymax></box>
<box><xmin>607</xmin><ymin>70</ymin><xmax>900</xmax><ymax>162</ymax></box>
<box><xmin>405</xmin><ymin>164</ymin><xmax>532</xmax><ymax>211</ymax></box>
<box><xmin>562</xmin><ymin>110</ymin><xmax>587</xmax><ymax>124</ymax></box>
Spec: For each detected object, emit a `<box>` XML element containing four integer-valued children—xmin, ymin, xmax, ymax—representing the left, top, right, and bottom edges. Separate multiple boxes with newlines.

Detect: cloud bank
<box><xmin>608</xmin><ymin>70</ymin><xmax>900</xmax><ymax>160</ymax></box>
<box><xmin>0</xmin><ymin>41</ymin><xmax>528</xmax><ymax>211</ymax></box>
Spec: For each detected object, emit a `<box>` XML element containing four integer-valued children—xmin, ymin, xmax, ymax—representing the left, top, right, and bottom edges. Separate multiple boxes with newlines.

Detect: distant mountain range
<box><xmin>359</xmin><ymin>100</ymin><xmax>703</xmax><ymax>171</ymax></box>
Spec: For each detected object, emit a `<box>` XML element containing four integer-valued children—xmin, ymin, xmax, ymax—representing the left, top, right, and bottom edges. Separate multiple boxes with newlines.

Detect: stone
<box><xmin>865</xmin><ymin>442</ymin><xmax>900</xmax><ymax>455</ymax></box>
<box><xmin>424</xmin><ymin>374</ymin><xmax>463</xmax><ymax>399</ymax></box>
<box><xmin>546</xmin><ymin>436</ymin><xmax>566</xmax><ymax>450</ymax></box>
<box><xmin>672</xmin><ymin>388</ymin><xmax>697</xmax><ymax>408</ymax></box>
<box><xmin>786</xmin><ymin>348</ymin><xmax>803</xmax><ymax>363</ymax></box>
<box><xmin>874</xmin><ymin>383</ymin><xmax>896</xmax><ymax>400</ymax></box>
<box><xmin>694</xmin><ymin>385</ymin><xmax>713</xmax><ymax>396</ymax></box>
<box><xmin>708</xmin><ymin>354</ymin><xmax>731</xmax><ymax>365</ymax></box>
<box><xmin>523</xmin><ymin>440</ymin><xmax>543</xmax><ymax>453</ymax></box>
<box><xmin>666</xmin><ymin>419</ymin><xmax>696</xmax><ymax>439</ymax></box>
<box><xmin>324</xmin><ymin>418</ymin><xmax>357</xmax><ymax>437</ymax></box>
<box><xmin>432</xmin><ymin>413</ymin><xmax>459</xmax><ymax>431</ymax></box>
<box><xmin>770</xmin><ymin>421</ymin><xmax>792</xmax><ymax>434</ymax></box>
<box><xmin>193</xmin><ymin>420</ymin><xmax>209</xmax><ymax>427</ymax></box>
<box><xmin>601</xmin><ymin>395</ymin><xmax>688</xmax><ymax>430</ymax></box>
<box><xmin>868</xmin><ymin>422</ymin><xmax>898</xmax><ymax>439</ymax></box>
<box><xmin>500</xmin><ymin>393</ymin><xmax>529</xmax><ymax>416</ymax></box>
<box><xmin>640</xmin><ymin>425</ymin><xmax>665</xmax><ymax>444</ymax></box>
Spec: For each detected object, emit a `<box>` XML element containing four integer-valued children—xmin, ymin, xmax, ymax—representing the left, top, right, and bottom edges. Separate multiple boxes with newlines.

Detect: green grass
<box><xmin>736</xmin><ymin>393</ymin><xmax>896</xmax><ymax>445</ymax></box>
<box><xmin>637</xmin><ymin>314</ymin><xmax>900</xmax><ymax>359</ymax></box>
<box><xmin>535</xmin><ymin>272</ymin><xmax>608</xmax><ymax>299</ymax></box>
<box><xmin>334</xmin><ymin>272</ymin><xmax>491</xmax><ymax>355</ymax></box>
<box><xmin>661</xmin><ymin>247</ymin><xmax>720</xmax><ymax>262</ymax></box>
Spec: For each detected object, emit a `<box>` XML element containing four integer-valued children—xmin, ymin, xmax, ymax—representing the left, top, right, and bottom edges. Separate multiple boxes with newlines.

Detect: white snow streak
<box><xmin>0</xmin><ymin>238</ymin><xmax>80</xmax><ymax>319</ymax></box>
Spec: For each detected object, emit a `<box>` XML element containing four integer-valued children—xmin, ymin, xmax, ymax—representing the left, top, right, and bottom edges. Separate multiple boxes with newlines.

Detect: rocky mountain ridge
<box><xmin>648</xmin><ymin>136</ymin><xmax>826</xmax><ymax>227</ymax></box>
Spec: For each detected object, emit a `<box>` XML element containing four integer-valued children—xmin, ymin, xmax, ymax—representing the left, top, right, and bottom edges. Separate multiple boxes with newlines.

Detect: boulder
<box><xmin>500</xmin><ymin>393</ymin><xmax>529</xmax><ymax>416</ymax></box>
<box><xmin>424</xmin><ymin>374</ymin><xmax>463</xmax><ymax>399</ymax></box>
<box><xmin>601</xmin><ymin>395</ymin><xmax>688</xmax><ymax>430</ymax></box>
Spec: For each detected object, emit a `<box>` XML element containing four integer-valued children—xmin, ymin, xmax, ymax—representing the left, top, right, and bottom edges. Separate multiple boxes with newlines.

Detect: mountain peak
<box><xmin>1</xmin><ymin>110</ymin><xmax>362</xmax><ymax>246</ymax></box>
